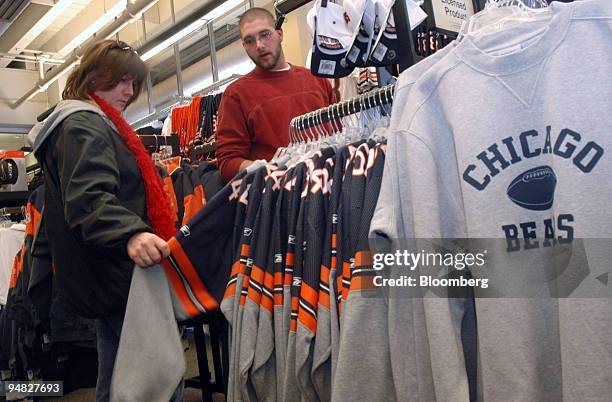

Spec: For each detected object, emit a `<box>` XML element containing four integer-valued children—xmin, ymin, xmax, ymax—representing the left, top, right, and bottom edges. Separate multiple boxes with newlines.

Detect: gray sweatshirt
<box><xmin>369</xmin><ymin>42</ymin><xmax>468</xmax><ymax>402</ymax></box>
<box><xmin>376</xmin><ymin>0</ymin><xmax>612</xmax><ymax>401</ymax></box>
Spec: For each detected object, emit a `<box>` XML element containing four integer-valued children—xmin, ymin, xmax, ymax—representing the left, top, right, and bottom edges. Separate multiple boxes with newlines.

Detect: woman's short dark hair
<box><xmin>63</xmin><ymin>39</ymin><xmax>148</xmax><ymax>107</ymax></box>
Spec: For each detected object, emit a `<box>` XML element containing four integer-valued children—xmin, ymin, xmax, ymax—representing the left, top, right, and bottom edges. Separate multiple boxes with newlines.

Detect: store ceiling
<box><xmin>0</xmin><ymin>1</ymin><xmax>238</xmax><ymax>144</ymax></box>
<box><xmin>0</xmin><ymin>0</ymin><xmax>243</xmax><ymax>88</ymax></box>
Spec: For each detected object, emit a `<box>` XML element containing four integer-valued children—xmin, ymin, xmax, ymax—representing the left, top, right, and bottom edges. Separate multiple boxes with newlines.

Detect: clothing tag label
<box><xmin>372</xmin><ymin>42</ymin><xmax>388</xmax><ymax>62</ymax></box>
<box><xmin>347</xmin><ymin>46</ymin><xmax>360</xmax><ymax>64</ymax></box>
<box><xmin>318</xmin><ymin>59</ymin><xmax>336</xmax><ymax>76</ymax></box>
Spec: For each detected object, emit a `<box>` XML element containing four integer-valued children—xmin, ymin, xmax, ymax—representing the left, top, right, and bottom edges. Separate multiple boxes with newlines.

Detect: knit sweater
<box><xmin>216</xmin><ymin>65</ymin><xmax>334</xmax><ymax>181</ymax></box>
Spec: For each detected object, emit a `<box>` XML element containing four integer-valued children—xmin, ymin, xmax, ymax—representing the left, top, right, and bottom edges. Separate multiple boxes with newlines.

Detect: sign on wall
<box><xmin>430</xmin><ymin>0</ymin><xmax>475</xmax><ymax>33</ymax></box>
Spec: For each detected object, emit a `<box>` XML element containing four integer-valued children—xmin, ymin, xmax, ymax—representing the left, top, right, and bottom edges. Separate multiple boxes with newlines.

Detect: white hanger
<box><xmin>459</xmin><ymin>0</ymin><xmax>549</xmax><ymax>39</ymax></box>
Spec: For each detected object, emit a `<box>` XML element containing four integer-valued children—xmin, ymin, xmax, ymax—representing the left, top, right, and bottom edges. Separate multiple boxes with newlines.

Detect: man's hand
<box><xmin>127</xmin><ymin>232</ymin><xmax>171</xmax><ymax>268</ymax></box>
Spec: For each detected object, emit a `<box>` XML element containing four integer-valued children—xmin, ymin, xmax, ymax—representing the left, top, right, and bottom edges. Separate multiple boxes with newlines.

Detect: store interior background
<box><xmin>0</xmin><ymin>0</ymin><xmax>315</xmax><ymax>168</ymax></box>
<box><xmin>0</xmin><ymin>1</ymin><xmax>318</xmax><ymax>399</ymax></box>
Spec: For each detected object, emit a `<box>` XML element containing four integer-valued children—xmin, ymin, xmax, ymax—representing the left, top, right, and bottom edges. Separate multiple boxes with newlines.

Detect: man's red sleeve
<box><xmin>322</xmin><ymin>77</ymin><xmax>337</xmax><ymax>105</ymax></box>
<box><xmin>216</xmin><ymin>92</ymin><xmax>250</xmax><ymax>182</ymax></box>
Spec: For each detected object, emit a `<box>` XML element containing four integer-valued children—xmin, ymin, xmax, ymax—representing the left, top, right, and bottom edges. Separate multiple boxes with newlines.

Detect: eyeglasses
<box><xmin>242</xmin><ymin>30</ymin><xmax>274</xmax><ymax>47</ymax></box>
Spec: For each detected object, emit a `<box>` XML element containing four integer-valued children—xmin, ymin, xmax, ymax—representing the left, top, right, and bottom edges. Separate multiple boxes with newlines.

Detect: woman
<box><xmin>28</xmin><ymin>39</ymin><xmax>178</xmax><ymax>401</ymax></box>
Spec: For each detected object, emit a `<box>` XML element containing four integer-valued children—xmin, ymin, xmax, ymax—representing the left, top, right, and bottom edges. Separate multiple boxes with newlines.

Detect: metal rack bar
<box><xmin>138</xmin><ymin>134</ymin><xmax>180</xmax><ymax>156</ymax></box>
<box><xmin>289</xmin><ymin>84</ymin><xmax>395</xmax><ymax>131</ymax></box>
<box><xmin>0</xmin><ymin>206</ymin><xmax>24</xmax><ymax>216</ymax></box>
<box><xmin>0</xmin><ymin>191</ymin><xmax>30</xmax><ymax>208</ymax></box>
<box><xmin>191</xmin><ymin>74</ymin><xmax>242</xmax><ymax>97</ymax></box>
<box><xmin>274</xmin><ymin>0</ymin><xmax>312</xmax><ymax>16</ymax></box>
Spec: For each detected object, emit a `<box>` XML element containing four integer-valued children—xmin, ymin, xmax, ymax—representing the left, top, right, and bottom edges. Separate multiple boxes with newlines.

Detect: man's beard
<box><xmin>251</xmin><ymin>43</ymin><xmax>281</xmax><ymax>70</ymax></box>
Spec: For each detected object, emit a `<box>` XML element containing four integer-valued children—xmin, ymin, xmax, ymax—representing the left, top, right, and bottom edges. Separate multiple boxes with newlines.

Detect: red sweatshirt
<box><xmin>216</xmin><ymin>65</ymin><xmax>335</xmax><ymax>181</ymax></box>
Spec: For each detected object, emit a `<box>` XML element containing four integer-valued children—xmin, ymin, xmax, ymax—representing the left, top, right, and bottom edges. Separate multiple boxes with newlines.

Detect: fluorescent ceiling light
<box><xmin>58</xmin><ymin>0</ymin><xmax>127</xmax><ymax>58</ymax></box>
<box><xmin>185</xmin><ymin>59</ymin><xmax>254</xmax><ymax>96</ymax></box>
<box><xmin>141</xmin><ymin>18</ymin><xmax>205</xmax><ymax>61</ymax></box>
<box><xmin>141</xmin><ymin>0</ymin><xmax>244</xmax><ymax>62</ymax></box>
<box><xmin>11</xmin><ymin>0</ymin><xmax>74</xmax><ymax>55</ymax></box>
<box><xmin>203</xmin><ymin>0</ymin><xmax>244</xmax><ymax>21</ymax></box>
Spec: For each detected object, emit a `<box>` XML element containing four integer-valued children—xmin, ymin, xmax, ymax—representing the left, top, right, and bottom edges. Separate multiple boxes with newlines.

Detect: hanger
<box><xmin>491</xmin><ymin>0</ymin><xmax>548</xmax><ymax>10</ymax></box>
<box><xmin>460</xmin><ymin>0</ymin><xmax>549</xmax><ymax>39</ymax></box>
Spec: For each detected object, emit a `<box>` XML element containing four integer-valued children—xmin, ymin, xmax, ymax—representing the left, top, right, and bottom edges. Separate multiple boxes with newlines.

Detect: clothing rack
<box><xmin>183</xmin><ymin>75</ymin><xmax>240</xmax><ymax>160</ymax></box>
<box><xmin>138</xmin><ymin>134</ymin><xmax>180</xmax><ymax>156</ymax></box>
<box><xmin>191</xmin><ymin>74</ymin><xmax>241</xmax><ymax>98</ymax></box>
<box><xmin>0</xmin><ymin>191</ymin><xmax>29</xmax><ymax>208</ymax></box>
<box><xmin>289</xmin><ymin>84</ymin><xmax>395</xmax><ymax>132</ymax></box>
<box><xmin>131</xmin><ymin>97</ymin><xmax>193</xmax><ymax>130</ymax></box>
<box><xmin>0</xmin><ymin>206</ymin><xmax>25</xmax><ymax>218</ymax></box>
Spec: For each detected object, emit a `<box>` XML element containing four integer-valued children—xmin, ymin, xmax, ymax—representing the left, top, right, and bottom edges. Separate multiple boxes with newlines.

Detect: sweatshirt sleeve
<box><xmin>216</xmin><ymin>91</ymin><xmax>251</xmax><ymax>182</ymax></box>
<box><xmin>55</xmin><ymin>113</ymin><xmax>151</xmax><ymax>255</ymax></box>
<box><xmin>323</xmin><ymin>77</ymin><xmax>336</xmax><ymax>104</ymax></box>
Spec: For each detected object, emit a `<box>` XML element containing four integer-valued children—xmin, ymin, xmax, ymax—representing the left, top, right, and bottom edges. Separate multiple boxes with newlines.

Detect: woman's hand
<box><xmin>127</xmin><ymin>232</ymin><xmax>170</xmax><ymax>268</ymax></box>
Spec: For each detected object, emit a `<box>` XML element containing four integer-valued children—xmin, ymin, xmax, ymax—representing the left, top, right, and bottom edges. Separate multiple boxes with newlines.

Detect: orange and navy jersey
<box><xmin>157</xmin><ymin>156</ymin><xmax>182</xmax><ymax>176</ymax></box>
<box><xmin>161</xmin><ymin>169</ymin><xmax>248</xmax><ymax>321</ymax></box>
<box><xmin>283</xmin><ymin>163</ymin><xmax>308</xmax><ymax>321</ymax></box>
<box><xmin>7</xmin><ymin>250</ymin><xmax>22</xmax><ymax>294</ymax></box>
<box><xmin>156</xmin><ymin>165</ymin><xmax>179</xmax><ymax>226</ymax></box>
<box><xmin>194</xmin><ymin>161</ymin><xmax>226</xmax><ymax>202</ymax></box>
<box><xmin>6</xmin><ymin>187</ymin><xmax>44</xmax><ymax>327</ymax></box>
<box><xmin>327</xmin><ymin>144</ymin><xmax>357</xmax><ymax>318</ymax></box>
<box><xmin>272</xmin><ymin>167</ymin><xmax>294</xmax><ymax>309</ymax></box>
<box><xmin>317</xmin><ymin>155</ymin><xmax>338</xmax><ymax>316</ymax></box>
<box><xmin>286</xmin><ymin>163</ymin><xmax>309</xmax><ymax>334</ymax></box>
<box><xmin>165</xmin><ymin>161</ymin><xmax>206</xmax><ymax>228</ymax></box>
<box><xmin>247</xmin><ymin>167</ymin><xmax>286</xmax><ymax>314</ymax></box>
<box><xmin>223</xmin><ymin>167</ymin><xmax>262</xmax><ymax>310</ymax></box>
<box><xmin>337</xmin><ymin>142</ymin><xmax>371</xmax><ymax>314</ymax></box>
<box><xmin>299</xmin><ymin>147</ymin><xmax>335</xmax><ymax>334</ymax></box>
<box><xmin>351</xmin><ymin>143</ymin><xmax>386</xmax><ymax>292</ymax></box>
<box><xmin>237</xmin><ymin>168</ymin><xmax>267</xmax><ymax>309</ymax></box>
<box><xmin>170</xmin><ymin>166</ymin><xmax>186</xmax><ymax>226</ymax></box>
<box><xmin>180</xmin><ymin>164</ymin><xmax>206</xmax><ymax>226</ymax></box>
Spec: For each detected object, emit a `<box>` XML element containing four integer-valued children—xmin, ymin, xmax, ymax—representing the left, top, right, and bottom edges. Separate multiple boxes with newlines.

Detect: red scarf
<box><xmin>90</xmin><ymin>93</ymin><xmax>177</xmax><ymax>241</ymax></box>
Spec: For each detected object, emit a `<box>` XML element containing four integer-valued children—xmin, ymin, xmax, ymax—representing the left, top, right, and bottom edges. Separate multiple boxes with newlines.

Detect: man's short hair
<box><xmin>238</xmin><ymin>7</ymin><xmax>276</xmax><ymax>35</ymax></box>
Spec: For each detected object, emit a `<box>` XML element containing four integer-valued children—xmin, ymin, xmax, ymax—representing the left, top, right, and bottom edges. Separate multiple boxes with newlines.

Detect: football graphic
<box><xmin>506</xmin><ymin>165</ymin><xmax>557</xmax><ymax>211</ymax></box>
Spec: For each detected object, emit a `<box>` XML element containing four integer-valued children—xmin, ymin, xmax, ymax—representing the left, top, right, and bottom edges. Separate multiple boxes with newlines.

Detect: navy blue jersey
<box><xmin>162</xmin><ymin>170</ymin><xmax>249</xmax><ymax>320</ymax></box>
<box><xmin>351</xmin><ymin>142</ymin><xmax>386</xmax><ymax>292</ymax></box>
<box><xmin>299</xmin><ymin>147</ymin><xmax>336</xmax><ymax>334</ymax></box>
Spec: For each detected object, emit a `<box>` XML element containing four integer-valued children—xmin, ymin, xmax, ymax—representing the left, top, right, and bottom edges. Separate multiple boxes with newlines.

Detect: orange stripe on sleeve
<box><xmin>240</xmin><ymin>276</ymin><xmax>250</xmax><ymax>307</ymax></box>
<box><xmin>285</xmin><ymin>252</ymin><xmax>295</xmax><ymax>266</ymax></box>
<box><xmin>247</xmin><ymin>265</ymin><xmax>265</xmax><ymax>303</ymax></box>
<box><xmin>223</xmin><ymin>261</ymin><xmax>241</xmax><ymax>301</ymax></box>
<box><xmin>318</xmin><ymin>264</ymin><xmax>331</xmax><ymax>309</ymax></box>
<box><xmin>298</xmin><ymin>306</ymin><xmax>317</xmax><ymax>333</ymax></box>
<box><xmin>350</xmin><ymin>275</ymin><xmax>377</xmax><ymax>291</ymax></box>
<box><xmin>161</xmin><ymin>258</ymin><xmax>201</xmax><ymax>318</ymax></box>
<box><xmin>261</xmin><ymin>271</ymin><xmax>274</xmax><ymax>313</ymax></box>
<box><xmin>355</xmin><ymin>251</ymin><xmax>373</xmax><ymax>268</ymax></box>
<box><xmin>274</xmin><ymin>271</ymin><xmax>284</xmax><ymax>305</ymax></box>
<box><xmin>300</xmin><ymin>282</ymin><xmax>318</xmax><ymax>310</ymax></box>
<box><xmin>168</xmin><ymin>237</ymin><xmax>219</xmax><ymax>311</ymax></box>
<box><xmin>319</xmin><ymin>264</ymin><xmax>330</xmax><ymax>286</ymax></box>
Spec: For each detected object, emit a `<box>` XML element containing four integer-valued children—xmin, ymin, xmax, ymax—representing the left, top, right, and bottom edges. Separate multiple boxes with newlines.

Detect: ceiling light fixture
<box><xmin>140</xmin><ymin>0</ymin><xmax>244</xmax><ymax>62</ymax></box>
<box><xmin>57</xmin><ymin>0</ymin><xmax>128</xmax><ymax>58</ymax></box>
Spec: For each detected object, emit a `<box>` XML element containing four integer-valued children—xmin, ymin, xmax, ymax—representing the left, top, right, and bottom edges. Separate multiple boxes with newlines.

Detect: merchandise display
<box><xmin>2</xmin><ymin>0</ymin><xmax>611</xmax><ymax>401</ymax></box>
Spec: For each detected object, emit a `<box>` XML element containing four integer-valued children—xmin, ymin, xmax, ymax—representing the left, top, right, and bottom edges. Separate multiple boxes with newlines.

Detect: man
<box><xmin>216</xmin><ymin>7</ymin><xmax>335</xmax><ymax>182</ymax></box>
